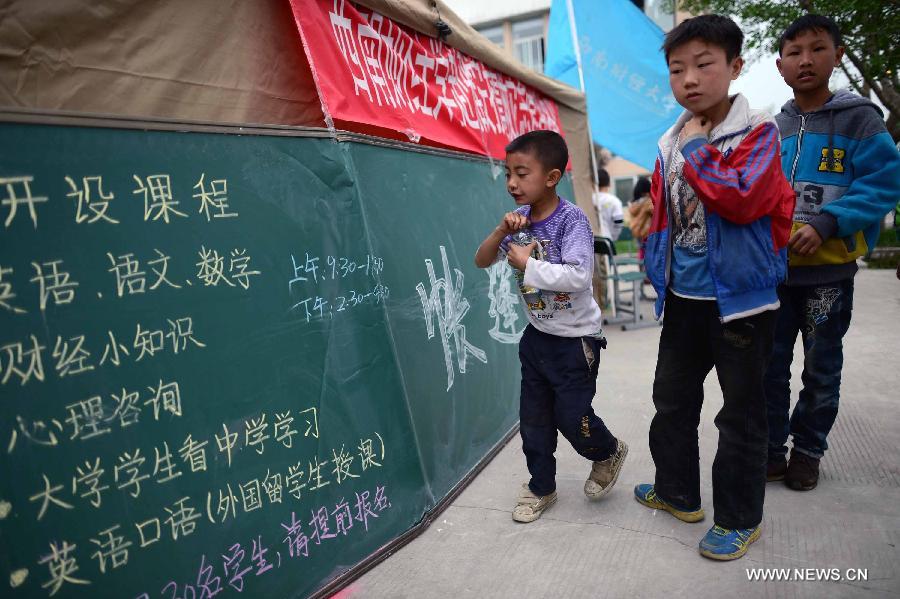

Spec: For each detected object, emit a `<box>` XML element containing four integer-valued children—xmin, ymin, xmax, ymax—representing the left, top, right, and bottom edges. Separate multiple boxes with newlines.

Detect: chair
<box><xmin>612</xmin><ymin>235</ymin><xmax>654</xmax><ymax>302</ymax></box>
<box><xmin>614</xmin><ymin>229</ymin><xmax>642</xmax><ymax>267</ymax></box>
<box><xmin>594</xmin><ymin>236</ymin><xmax>658</xmax><ymax>331</ymax></box>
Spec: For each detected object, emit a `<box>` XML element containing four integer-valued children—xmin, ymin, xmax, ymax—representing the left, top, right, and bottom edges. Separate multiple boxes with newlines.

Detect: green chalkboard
<box><xmin>0</xmin><ymin>120</ymin><xmax>575</xmax><ymax>598</ymax></box>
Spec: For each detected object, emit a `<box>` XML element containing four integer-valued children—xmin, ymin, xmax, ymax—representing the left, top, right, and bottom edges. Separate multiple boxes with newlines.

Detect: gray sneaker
<box><xmin>584</xmin><ymin>439</ymin><xmax>628</xmax><ymax>499</ymax></box>
<box><xmin>512</xmin><ymin>483</ymin><xmax>558</xmax><ymax>523</ymax></box>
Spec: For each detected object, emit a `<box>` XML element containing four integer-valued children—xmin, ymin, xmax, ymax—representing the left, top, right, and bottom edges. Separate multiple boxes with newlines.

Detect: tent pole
<box><xmin>564</xmin><ymin>0</ymin><xmax>600</xmax><ymax>183</ymax></box>
<box><xmin>565</xmin><ymin>0</ymin><xmax>614</xmax><ymax>318</ymax></box>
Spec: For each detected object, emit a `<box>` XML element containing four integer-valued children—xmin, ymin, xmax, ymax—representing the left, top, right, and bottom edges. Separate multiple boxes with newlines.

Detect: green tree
<box><xmin>676</xmin><ymin>0</ymin><xmax>900</xmax><ymax>141</ymax></box>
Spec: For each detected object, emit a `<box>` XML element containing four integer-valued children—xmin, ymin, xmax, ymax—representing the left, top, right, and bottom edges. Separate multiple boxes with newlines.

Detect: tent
<box><xmin>0</xmin><ymin>1</ymin><xmax>596</xmax><ymax>597</ymax></box>
<box><xmin>0</xmin><ymin>0</ymin><xmax>597</xmax><ymax>225</ymax></box>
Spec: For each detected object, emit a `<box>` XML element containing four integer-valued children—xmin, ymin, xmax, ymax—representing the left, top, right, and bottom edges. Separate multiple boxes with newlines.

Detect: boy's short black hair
<box><xmin>505</xmin><ymin>130</ymin><xmax>568</xmax><ymax>173</ymax></box>
<box><xmin>596</xmin><ymin>167</ymin><xmax>611</xmax><ymax>188</ymax></box>
<box><xmin>778</xmin><ymin>14</ymin><xmax>842</xmax><ymax>55</ymax></box>
<box><xmin>662</xmin><ymin>14</ymin><xmax>743</xmax><ymax>63</ymax></box>
<box><xmin>633</xmin><ymin>176</ymin><xmax>651</xmax><ymax>201</ymax></box>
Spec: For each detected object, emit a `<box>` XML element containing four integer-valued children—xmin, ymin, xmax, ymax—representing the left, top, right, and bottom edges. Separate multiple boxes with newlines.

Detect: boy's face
<box><xmin>667</xmin><ymin>40</ymin><xmax>743</xmax><ymax>116</ymax></box>
<box><xmin>505</xmin><ymin>151</ymin><xmax>560</xmax><ymax>206</ymax></box>
<box><xmin>777</xmin><ymin>29</ymin><xmax>843</xmax><ymax>94</ymax></box>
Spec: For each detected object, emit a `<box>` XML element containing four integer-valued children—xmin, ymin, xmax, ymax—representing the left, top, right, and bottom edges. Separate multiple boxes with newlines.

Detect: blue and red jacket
<box><xmin>646</xmin><ymin>94</ymin><xmax>795</xmax><ymax>322</ymax></box>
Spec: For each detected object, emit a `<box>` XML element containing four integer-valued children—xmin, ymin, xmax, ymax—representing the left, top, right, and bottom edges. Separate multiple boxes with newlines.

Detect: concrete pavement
<box><xmin>350</xmin><ymin>268</ymin><xmax>900</xmax><ymax>598</ymax></box>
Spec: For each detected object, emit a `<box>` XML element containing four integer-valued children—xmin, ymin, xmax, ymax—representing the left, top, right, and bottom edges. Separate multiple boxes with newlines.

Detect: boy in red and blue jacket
<box><xmin>633</xmin><ymin>15</ymin><xmax>795</xmax><ymax>561</ymax></box>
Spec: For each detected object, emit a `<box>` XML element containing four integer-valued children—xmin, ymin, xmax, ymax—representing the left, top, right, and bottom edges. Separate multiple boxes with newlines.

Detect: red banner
<box><xmin>290</xmin><ymin>0</ymin><xmax>566</xmax><ymax>159</ymax></box>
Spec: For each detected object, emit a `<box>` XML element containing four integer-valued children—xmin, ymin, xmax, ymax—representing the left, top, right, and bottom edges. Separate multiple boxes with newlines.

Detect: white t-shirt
<box><xmin>591</xmin><ymin>190</ymin><xmax>624</xmax><ymax>240</ymax></box>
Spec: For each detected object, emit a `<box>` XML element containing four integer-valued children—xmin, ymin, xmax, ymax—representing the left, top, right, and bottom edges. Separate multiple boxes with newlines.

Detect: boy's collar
<box><xmin>708</xmin><ymin>94</ymin><xmax>752</xmax><ymax>141</ymax></box>
<box><xmin>528</xmin><ymin>195</ymin><xmax>562</xmax><ymax>223</ymax></box>
<box><xmin>665</xmin><ymin>94</ymin><xmax>753</xmax><ymax>146</ymax></box>
<box><xmin>791</xmin><ymin>92</ymin><xmax>836</xmax><ymax>115</ymax></box>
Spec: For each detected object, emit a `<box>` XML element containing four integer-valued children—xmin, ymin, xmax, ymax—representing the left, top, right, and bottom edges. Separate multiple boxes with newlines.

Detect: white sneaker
<box><xmin>584</xmin><ymin>439</ymin><xmax>628</xmax><ymax>499</ymax></box>
<box><xmin>512</xmin><ymin>483</ymin><xmax>558</xmax><ymax>523</ymax></box>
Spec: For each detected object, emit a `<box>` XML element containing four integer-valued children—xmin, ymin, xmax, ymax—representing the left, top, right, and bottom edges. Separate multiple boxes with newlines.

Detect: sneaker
<box><xmin>699</xmin><ymin>524</ymin><xmax>761</xmax><ymax>561</ymax></box>
<box><xmin>633</xmin><ymin>484</ymin><xmax>705</xmax><ymax>523</ymax></box>
<box><xmin>786</xmin><ymin>449</ymin><xmax>820</xmax><ymax>491</ymax></box>
<box><xmin>512</xmin><ymin>483</ymin><xmax>557</xmax><ymax>523</ymax></box>
<box><xmin>766</xmin><ymin>456</ymin><xmax>787</xmax><ymax>482</ymax></box>
<box><xmin>584</xmin><ymin>439</ymin><xmax>629</xmax><ymax>499</ymax></box>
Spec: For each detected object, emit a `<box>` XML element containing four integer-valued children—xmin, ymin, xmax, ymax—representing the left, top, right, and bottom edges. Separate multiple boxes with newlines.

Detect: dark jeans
<box><xmin>764</xmin><ymin>280</ymin><xmax>854</xmax><ymax>460</ymax></box>
<box><xmin>519</xmin><ymin>325</ymin><xmax>617</xmax><ymax>496</ymax></box>
<box><xmin>649</xmin><ymin>294</ymin><xmax>775</xmax><ymax>530</ymax></box>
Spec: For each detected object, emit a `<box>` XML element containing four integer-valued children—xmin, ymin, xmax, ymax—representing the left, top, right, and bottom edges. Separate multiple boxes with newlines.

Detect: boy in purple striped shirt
<box><xmin>475</xmin><ymin>130</ymin><xmax>628</xmax><ymax>523</ymax></box>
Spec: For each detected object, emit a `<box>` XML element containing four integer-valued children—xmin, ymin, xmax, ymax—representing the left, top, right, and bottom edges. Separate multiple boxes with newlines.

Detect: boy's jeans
<box><xmin>519</xmin><ymin>325</ymin><xmax>617</xmax><ymax>497</ymax></box>
<box><xmin>764</xmin><ymin>279</ymin><xmax>854</xmax><ymax>460</ymax></box>
<box><xmin>649</xmin><ymin>294</ymin><xmax>775</xmax><ymax>530</ymax></box>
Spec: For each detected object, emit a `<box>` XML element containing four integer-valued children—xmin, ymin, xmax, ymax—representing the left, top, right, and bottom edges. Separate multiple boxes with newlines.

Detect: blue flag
<box><xmin>545</xmin><ymin>0</ymin><xmax>680</xmax><ymax>170</ymax></box>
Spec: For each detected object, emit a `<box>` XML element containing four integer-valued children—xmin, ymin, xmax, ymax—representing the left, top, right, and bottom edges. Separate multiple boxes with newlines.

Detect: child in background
<box><xmin>592</xmin><ymin>167</ymin><xmax>625</xmax><ymax>307</ymax></box>
<box><xmin>627</xmin><ymin>176</ymin><xmax>653</xmax><ymax>246</ymax></box>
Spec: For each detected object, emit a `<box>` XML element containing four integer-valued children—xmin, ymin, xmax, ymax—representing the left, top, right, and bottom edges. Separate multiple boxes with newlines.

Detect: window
<box><xmin>614</xmin><ymin>177</ymin><xmax>636</xmax><ymax>207</ymax></box>
<box><xmin>643</xmin><ymin>0</ymin><xmax>675</xmax><ymax>32</ymax></box>
<box><xmin>477</xmin><ymin>25</ymin><xmax>504</xmax><ymax>48</ymax></box>
<box><xmin>512</xmin><ymin>17</ymin><xmax>545</xmax><ymax>72</ymax></box>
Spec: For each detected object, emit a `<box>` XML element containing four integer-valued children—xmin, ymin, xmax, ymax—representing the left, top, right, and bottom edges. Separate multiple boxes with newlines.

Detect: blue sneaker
<box><xmin>633</xmin><ymin>484</ymin><xmax>705</xmax><ymax>523</ymax></box>
<box><xmin>699</xmin><ymin>524</ymin><xmax>761</xmax><ymax>561</ymax></box>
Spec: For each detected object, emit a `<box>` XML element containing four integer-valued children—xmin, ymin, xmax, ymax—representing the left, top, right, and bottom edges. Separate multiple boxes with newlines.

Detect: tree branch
<box><xmin>839</xmin><ymin>60</ymin><xmax>867</xmax><ymax>96</ymax></box>
<box><xmin>843</xmin><ymin>45</ymin><xmax>900</xmax><ymax>115</ymax></box>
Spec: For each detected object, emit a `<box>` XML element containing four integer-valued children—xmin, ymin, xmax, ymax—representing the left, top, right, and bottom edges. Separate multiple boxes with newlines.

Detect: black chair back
<box><xmin>594</xmin><ymin>236</ymin><xmax>616</xmax><ymax>257</ymax></box>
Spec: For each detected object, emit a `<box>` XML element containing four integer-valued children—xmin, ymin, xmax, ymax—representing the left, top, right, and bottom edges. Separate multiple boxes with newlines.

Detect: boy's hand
<box><xmin>507</xmin><ymin>241</ymin><xmax>536</xmax><ymax>271</ymax></box>
<box><xmin>475</xmin><ymin>212</ymin><xmax>527</xmax><ymax>269</ymax></box>
<box><xmin>497</xmin><ymin>211</ymin><xmax>529</xmax><ymax>235</ymax></box>
<box><xmin>682</xmin><ymin>115</ymin><xmax>712</xmax><ymax>140</ymax></box>
<box><xmin>789</xmin><ymin>224</ymin><xmax>824</xmax><ymax>256</ymax></box>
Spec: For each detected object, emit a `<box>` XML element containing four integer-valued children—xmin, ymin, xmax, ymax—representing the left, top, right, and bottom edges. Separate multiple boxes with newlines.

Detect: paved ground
<box><xmin>350</xmin><ymin>268</ymin><xmax>900</xmax><ymax>598</ymax></box>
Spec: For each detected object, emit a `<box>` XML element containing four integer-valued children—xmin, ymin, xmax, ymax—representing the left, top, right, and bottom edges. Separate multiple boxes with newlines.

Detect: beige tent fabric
<box><xmin>0</xmin><ymin>0</ymin><xmax>597</xmax><ymax>228</ymax></box>
<box><xmin>0</xmin><ymin>0</ymin><xmax>324</xmax><ymax>125</ymax></box>
<box><xmin>558</xmin><ymin>105</ymin><xmax>599</xmax><ymax>233</ymax></box>
<box><xmin>0</xmin><ymin>0</ymin><xmax>584</xmax><ymax>121</ymax></box>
